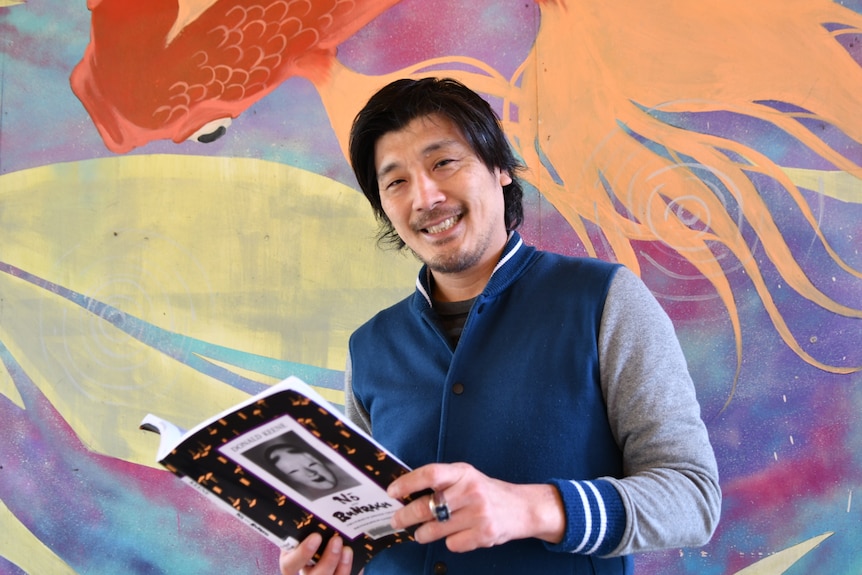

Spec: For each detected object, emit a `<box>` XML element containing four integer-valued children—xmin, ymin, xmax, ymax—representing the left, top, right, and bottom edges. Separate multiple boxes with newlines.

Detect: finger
<box><xmin>392</xmin><ymin>489</ymin><xmax>459</xmax><ymax>536</ymax></box>
<box><xmin>306</xmin><ymin>535</ymin><xmax>350</xmax><ymax>575</ymax></box>
<box><xmin>279</xmin><ymin>533</ymin><xmax>322</xmax><ymax>575</ymax></box>
<box><xmin>391</xmin><ymin>492</ymin><xmax>436</xmax><ymax>531</ymax></box>
<box><xmin>333</xmin><ymin>544</ymin><xmax>354</xmax><ymax>575</ymax></box>
<box><xmin>387</xmin><ymin>463</ymin><xmax>462</xmax><ymax>499</ymax></box>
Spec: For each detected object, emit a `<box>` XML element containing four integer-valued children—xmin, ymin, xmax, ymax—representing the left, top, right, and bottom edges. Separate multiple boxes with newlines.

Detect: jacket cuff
<box><xmin>544</xmin><ymin>478</ymin><xmax>625</xmax><ymax>556</ymax></box>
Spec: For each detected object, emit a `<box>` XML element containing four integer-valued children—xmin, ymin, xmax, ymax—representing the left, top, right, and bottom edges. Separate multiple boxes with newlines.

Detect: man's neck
<box><xmin>430</xmin><ymin>245</ymin><xmax>505</xmax><ymax>303</ymax></box>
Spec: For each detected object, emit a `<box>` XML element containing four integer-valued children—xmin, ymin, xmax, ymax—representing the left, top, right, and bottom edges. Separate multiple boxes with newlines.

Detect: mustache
<box><xmin>411</xmin><ymin>207</ymin><xmax>462</xmax><ymax>231</ymax></box>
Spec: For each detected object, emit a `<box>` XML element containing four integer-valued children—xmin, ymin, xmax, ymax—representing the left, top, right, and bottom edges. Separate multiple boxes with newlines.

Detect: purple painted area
<box><xmin>338</xmin><ymin>0</ymin><xmax>539</xmax><ymax>78</ymax></box>
<box><xmin>0</xmin><ymin>337</ymin><xmax>280</xmax><ymax>574</ymax></box>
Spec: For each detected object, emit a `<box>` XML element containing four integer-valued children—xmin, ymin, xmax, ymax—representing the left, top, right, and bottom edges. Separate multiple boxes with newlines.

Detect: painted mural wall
<box><xmin>1</xmin><ymin>1</ymin><xmax>860</xmax><ymax>573</ymax></box>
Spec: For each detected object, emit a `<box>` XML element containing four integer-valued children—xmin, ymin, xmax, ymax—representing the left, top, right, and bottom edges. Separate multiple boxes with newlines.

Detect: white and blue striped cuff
<box><xmin>545</xmin><ymin>478</ymin><xmax>625</xmax><ymax>556</ymax></box>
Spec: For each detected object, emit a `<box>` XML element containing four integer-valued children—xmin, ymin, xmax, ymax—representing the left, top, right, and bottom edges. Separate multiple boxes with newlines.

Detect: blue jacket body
<box><xmin>349</xmin><ymin>233</ymin><xmax>633</xmax><ymax>575</ymax></box>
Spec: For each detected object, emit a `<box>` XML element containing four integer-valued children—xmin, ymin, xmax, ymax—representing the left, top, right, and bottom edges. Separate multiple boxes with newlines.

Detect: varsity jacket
<box><xmin>346</xmin><ymin>232</ymin><xmax>720</xmax><ymax>574</ymax></box>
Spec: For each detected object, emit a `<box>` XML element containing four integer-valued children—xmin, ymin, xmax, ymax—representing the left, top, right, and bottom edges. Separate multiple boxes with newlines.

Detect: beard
<box><xmin>403</xmin><ymin>204</ymin><xmax>504</xmax><ymax>275</ymax></box>
<box><xmin>410</xmin><ymin>243</ymin><xmax>485</xmax><ymax>274</ymax></box>
<box><xmin>408</xmin><ymin>226</ymin><xmax>497</xmax><ymax>275</ymax></box>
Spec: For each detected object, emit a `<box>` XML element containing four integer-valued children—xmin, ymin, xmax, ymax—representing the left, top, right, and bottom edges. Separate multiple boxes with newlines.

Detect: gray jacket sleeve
<box><xmin>600</xmin><ymin>267</ymin><xmax>721</xmax><ymax>554</ymax></box>
<box><xmin>343</xmin><ymin>356</ymin><xmax>372</xmax><ymax>435</ymax></box>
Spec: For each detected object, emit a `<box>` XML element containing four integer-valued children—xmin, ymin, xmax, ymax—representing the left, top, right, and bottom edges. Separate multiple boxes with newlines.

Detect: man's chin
<box><xmin>426</xmin><ymin>253</ymin><xmax>481</xmax><ymax>275</ymax></box>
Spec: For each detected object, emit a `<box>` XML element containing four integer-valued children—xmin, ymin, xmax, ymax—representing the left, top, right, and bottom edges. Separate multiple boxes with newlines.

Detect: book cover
<box><xmin>140</xmin><ymin>376</ymin><xmax>420</xmax><ymax>574</ymax></box>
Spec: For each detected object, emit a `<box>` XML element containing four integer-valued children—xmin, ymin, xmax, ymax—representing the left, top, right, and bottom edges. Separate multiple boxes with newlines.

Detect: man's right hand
<box><xmin>279</xmin><ymin>533</ymin><xmax>355</xmax><ymax>575</ymax></box>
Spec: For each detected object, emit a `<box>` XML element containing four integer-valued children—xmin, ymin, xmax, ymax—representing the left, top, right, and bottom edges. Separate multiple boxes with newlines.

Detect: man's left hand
<box><xmin>386</xmin><ymin>462</ymin><xmax>565</xmax><ymax>552</ymax></box>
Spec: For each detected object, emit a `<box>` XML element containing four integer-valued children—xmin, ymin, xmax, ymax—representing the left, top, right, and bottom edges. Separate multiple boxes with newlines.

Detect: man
<box><xmin>265</xmin><ymin>437</ymin><xmax>357</xmax><ymax>499</ymax></box>
<box><xmin>280</xmin><ymin>77</ymin><xmax>720</xmax><ymax>574</ymax></box>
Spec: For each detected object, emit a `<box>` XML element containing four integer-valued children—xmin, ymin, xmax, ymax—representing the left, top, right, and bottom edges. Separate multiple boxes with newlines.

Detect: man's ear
<box><xmin>498</xmin><ymin>169</ymin><xmax>513</xmax><ymax>187</ymax></box>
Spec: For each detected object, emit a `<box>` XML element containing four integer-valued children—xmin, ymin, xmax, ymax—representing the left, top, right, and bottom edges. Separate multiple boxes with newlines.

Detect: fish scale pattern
<box><xmin>157</xmin><ymin>1</ymin><xmax>351</xmax><ymax>120</ymax></box>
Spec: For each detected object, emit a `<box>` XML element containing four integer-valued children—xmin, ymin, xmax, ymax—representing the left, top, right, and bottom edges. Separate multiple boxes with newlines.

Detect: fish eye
<box><xmin>188</xmin><ymin>118</ymin><xmax>232</xmax><ymax>144</ymax></box>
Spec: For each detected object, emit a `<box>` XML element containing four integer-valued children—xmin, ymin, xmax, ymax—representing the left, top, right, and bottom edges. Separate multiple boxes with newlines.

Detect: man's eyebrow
<box><xmin>376</xmin><ymin>139</ymin><xmax>461</xmax><ymax>181</ymax></box>
<box><xmin>376</xmin><ymin>161</ymin><xmax>400</xmax><ymax>182</ymax></box>
<box><xmin>421</xmin><ymin>139</ymin><xmax>459</xmax><ymax>158</ymax></box>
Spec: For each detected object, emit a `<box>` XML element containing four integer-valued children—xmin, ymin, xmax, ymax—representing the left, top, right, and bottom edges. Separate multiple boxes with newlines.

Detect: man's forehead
<box><xmin>374</xmin><ymin>114</ymin><xmax>469</xmax><ymax>173</ymax></box>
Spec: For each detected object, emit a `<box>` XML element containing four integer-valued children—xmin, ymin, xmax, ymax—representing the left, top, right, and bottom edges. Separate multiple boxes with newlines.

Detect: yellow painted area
<box><xmin>733</xmin><ymin>532</ymin><xmax>833</xmax><ymax>574</ymax></box>
<box><xmin>204</xmin><ymin>356</ymin><xmax>346</xmax><ymax>405</ymax></box>
<box><xmin>782</xmin><ymin>168</ymin><xmax>862</xmax><ymax>204</ymax></box>
<box><xmin>0</xmin><ymin>500</ymin><xmax>77</xmax><ymax>575</ymax></box>
<box><xmin>0</xmin><ymin>155</ymin><xmax>416</xmax><ymax>466</ymax></box>
<box><xmin>0</xmin><ymin>361</ymin><xmax>23</xmax><ymax>409</ymax></box>
<box><xmin>314</xmin><ymin>385</ymin><xmax>347</xmax><ymax>406</ymax></box>
<box><xmin>0</xmin><ymin>1</ymin><xmax>25</xmax><ymax>6</ymax></box>
<box><xmin>166</xmin><ymin>0</ymin><xmax>220</xmax><ymax>44</ymax></box>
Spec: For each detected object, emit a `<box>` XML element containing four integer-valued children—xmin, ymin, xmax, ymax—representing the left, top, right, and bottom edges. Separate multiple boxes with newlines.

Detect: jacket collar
<box><xmin>414</xmin><ymin>231</ymin><xmax>534</xmax><ymax>308</ymax></box>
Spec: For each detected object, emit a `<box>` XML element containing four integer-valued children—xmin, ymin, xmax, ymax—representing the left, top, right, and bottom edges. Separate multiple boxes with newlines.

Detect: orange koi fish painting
<box><xmin>70</xmin><ymin>0</ymin><xmax>401</xmax><ymax>153</ymax></box>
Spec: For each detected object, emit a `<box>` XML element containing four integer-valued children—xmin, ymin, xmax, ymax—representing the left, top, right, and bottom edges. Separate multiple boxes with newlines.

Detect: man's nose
<box><xmin>412</xmin><ymin>173</ymin><xmax>446</xmax><ymax>211</ymax></box>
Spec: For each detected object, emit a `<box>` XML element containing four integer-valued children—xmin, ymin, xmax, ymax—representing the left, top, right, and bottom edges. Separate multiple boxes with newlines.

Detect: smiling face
<box><xmin>374</xmin><ymin>114</ymin><xmax>512</xmax><ymax>296</ymax></box>
<box><xmin>269</xmin><ymin>447</ymin><xmax>337</xmax><ymax>491</ymax></box>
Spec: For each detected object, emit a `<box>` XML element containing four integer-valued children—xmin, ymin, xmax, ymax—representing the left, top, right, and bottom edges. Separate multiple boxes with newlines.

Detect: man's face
<box><xmin>374</xmin><ymin>114</ymin><xmax>512</xmax><ymax>276</ymax></box>
<box><xmin>270</xmin><ymin>448</ymin><xmax>337</xmax><ymax>491</ymax></box>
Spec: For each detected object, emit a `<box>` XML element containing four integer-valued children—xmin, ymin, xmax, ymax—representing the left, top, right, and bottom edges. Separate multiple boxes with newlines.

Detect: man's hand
<box><xmin>278</xmin><ymin>533</ymin><xmax>355</xmax><ymax>575</ymax></box>
<box><xmin>386</xmin><ymin>462</ymin><xmax>565</xmax><ymax>553</ymax></box>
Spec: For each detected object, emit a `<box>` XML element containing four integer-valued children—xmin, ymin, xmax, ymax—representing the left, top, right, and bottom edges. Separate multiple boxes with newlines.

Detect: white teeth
<box><xmin>425</xmin><ymin>216</ymin><xmax>458</xmax><ymax>234</ymax></box>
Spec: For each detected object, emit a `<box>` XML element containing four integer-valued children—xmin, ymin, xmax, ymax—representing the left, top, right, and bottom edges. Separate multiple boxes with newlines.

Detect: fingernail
<box><xmin>304</xmin><ymin>533</ymin><xmax>322</xmax><ymax>550</ymax></box>
<box><xmin>330</xmin><ymin>536</ymin><xmax>343</xmax><ymax>554</ymax></box>
<box><xmin>341</xmin><ymin>546</ymin><xmax>353</xmax><ymax>565</ymax></box>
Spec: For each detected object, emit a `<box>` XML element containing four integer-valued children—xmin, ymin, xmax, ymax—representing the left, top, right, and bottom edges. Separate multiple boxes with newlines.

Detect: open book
<box><xmin>140</xmin><ymin>376</ymin><xmax>421</xmax><ymax>574</ymax></box>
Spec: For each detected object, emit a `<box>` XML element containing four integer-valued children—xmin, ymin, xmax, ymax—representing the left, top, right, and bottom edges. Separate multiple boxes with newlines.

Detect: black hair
<box><xmin>264</xmin><ymin>442</ymin><xmax>306</xmax><ymax>463</ymax></box>
<box><xmin>348</xmin><ymin>77</ymin><xmax>525</xmax><ymax>249</ymax></box>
